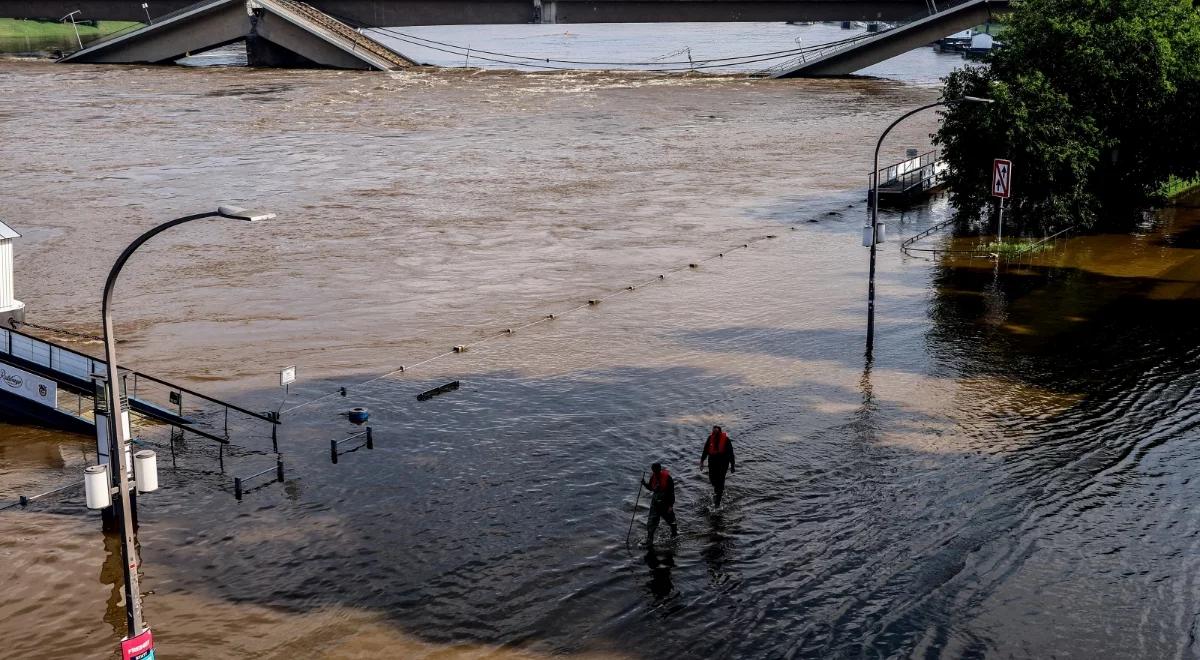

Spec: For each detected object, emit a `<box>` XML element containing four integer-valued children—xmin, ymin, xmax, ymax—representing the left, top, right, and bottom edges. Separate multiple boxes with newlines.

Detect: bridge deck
<box><xmin>769</xmin><ymin>0</ymin><xmax>1009</xmax><ymax>76</ymax></box>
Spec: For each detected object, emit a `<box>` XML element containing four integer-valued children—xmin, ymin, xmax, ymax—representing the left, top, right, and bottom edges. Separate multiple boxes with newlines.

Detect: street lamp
<box><xmin>100</xmin><ymin>205</ymin><xmax>274</xmax><ymax>640</ymax></box>
<box><xmin>865</xmin><ymin>95</ymin><xmax>993</xmax><ymax>359</ymax></box>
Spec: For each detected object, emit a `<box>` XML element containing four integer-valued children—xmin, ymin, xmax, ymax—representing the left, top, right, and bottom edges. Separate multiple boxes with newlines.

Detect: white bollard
<box><xmin>84</xmin><ymin>465</ymin><xmax>111</xmax><ymax>509</ymax></box>
<box><xmin>133</xmin><ymin>450</ymin><xmax>159</xmax><ymax>493</ymax></box>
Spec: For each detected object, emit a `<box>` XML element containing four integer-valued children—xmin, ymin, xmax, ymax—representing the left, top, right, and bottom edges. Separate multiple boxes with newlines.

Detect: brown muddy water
<box><xmin>1</xmin><ymin>57</ymin><xmax>1199</xmax><ymax>659</ymax></box>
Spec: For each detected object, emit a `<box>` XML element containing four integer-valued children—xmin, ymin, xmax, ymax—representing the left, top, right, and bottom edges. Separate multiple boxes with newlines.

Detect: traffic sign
<box><xmin>280</xmin><ymin>365</ymin><xmax>297</xmax><ymax>387</ymax></box>
<box><xmin>992</xmin><ymin>158</ymin><xmax>1013</xmax><ymax>198</ymax></box>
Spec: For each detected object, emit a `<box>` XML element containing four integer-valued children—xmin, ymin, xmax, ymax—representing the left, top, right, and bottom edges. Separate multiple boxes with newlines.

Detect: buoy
<box><xmin>453</xmin><ymin>345</ymin><xmax>467</xmax><ymax>353</ymax></box>
<box><xmin>588</xmin><ymin>299</ymin><xmax>600</xmax><ymax>305</ymax></box>
<box><xmin>546</xmin><ymin>314</ymin><xmax>556</xmax><ymax>320</ymax></box>
<box><xmin>348</xmin><ymin>407</ymin><xmax>369</xmax><ymax>425</ymax></box>
<box><xmin>688</xmin><ymin>263</ymin><xmax>698</xmax><ymax>268</ymax></box>
<box><xmin>659</xmin><ymin>274</ymin><xmax>665</xmax><ymax>279</ymax></box>
<box><xmin>504</xmin><ymin>328</ymin><xmax>513</xmax><ymax>333</ymax></box>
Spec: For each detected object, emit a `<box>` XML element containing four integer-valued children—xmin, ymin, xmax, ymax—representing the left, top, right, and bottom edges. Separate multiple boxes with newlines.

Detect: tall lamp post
<box><xmin>865</xmin><ymin>95</ymin><xmax>993</xmax><ymax>359</ymax></box>
<box><xmin>102</xmin><ymin>205</ymin><xmax>275</xmax><ymax>640</ymax></box>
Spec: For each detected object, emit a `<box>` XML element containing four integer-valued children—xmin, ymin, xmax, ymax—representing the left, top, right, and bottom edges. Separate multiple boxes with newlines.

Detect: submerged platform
<box><xmin>59</xmin><ymin>0</ymin><xmax>413</xmax><ymax>70</ymax></box>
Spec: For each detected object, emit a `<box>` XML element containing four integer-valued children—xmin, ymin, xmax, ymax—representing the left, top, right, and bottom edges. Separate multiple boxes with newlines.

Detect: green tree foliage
<box><xmin>935</xmin><ymin>0</ymin><xmax>1200</xmax><ymax>233</ymax></box>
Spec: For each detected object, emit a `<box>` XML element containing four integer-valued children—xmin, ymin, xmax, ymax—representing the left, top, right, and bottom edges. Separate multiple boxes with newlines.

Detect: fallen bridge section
<box><xmin>59</xmin><ymin>0</ymin><xmax>414</xmax><ymax>69</ymax></box>
<box><xmin>771</xmin><ymin>0</ymin><xmax>1009</xmax><ymax>76</ymax></box>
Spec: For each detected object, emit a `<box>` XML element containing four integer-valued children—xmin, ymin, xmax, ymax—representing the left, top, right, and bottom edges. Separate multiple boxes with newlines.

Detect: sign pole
<box><xmin>997</xmin><ymin>196</ymin><xmax>1005</xmax><ymax>246</ymax></box>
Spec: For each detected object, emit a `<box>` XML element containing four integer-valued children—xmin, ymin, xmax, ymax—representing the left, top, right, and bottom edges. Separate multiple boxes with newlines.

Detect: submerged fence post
<box><xmin>330</xmin><ymin>439</ymin><xmax>338</xmax><ymax>464</ymax></box>
<box><xmin>366</xmin><ymin>426</ymin><xmax>373</xmax><ymax>450</ymax></box>
<box><xmin>234</xmin><ymin>477</ymin><xmax>243</xmax><ymax>501</ymax></box>
<box><xmin>275</xmin><ymin>459</ymin><xmax>284</xmax><ymax>483</ymax></box>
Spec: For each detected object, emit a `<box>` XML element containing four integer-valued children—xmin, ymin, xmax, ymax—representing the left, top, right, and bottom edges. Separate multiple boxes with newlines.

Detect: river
<box><xmin>1</xmin><ymin>26</ymin><xmax>1199</xmax><ymax>659</ymax></box>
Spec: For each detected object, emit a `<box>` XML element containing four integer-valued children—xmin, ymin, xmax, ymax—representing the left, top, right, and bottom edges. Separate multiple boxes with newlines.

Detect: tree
<box><xmin>935</xmin><ymin>0</ymin><xmax>1200</xmax><ymax>234</ymax></box>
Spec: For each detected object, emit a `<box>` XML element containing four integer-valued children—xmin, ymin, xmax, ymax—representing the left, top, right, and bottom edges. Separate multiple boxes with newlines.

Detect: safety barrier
<box><xmin>330</xmin><ymin>427</ymin><xmax>373</xmax><ymax>464</ymax></box>
<box><xmin>233</xmin><ymin>459</ymin><xmax>285</xmax><ymax>500</ymax></box>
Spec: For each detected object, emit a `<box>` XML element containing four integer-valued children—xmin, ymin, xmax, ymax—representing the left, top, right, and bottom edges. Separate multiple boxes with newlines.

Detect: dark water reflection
<box><xmin>1</xmin><ymin>59</ymin><xmax>1199</xmax><ymax>659</ymax></box>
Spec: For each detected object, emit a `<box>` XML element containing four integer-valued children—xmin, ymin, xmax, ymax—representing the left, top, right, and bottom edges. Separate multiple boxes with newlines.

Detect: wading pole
<box><xmin>625</xmin><ymin>471</ymin><xmax>645</xmax><ymax>547</ymax></box>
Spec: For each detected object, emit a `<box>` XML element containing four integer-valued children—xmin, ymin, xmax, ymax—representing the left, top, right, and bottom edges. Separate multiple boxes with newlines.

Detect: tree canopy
<box><xmin>935</xmin><ymin>0</ymin><xmax>1200</xmax><ymax>234</ymax></box>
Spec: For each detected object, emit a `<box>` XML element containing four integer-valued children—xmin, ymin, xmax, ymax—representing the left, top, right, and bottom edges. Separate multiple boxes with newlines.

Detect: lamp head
<box><xmin>217</xmin><ymin>205</ymin><xmax>276</xmax><ymax>222</ymax></box>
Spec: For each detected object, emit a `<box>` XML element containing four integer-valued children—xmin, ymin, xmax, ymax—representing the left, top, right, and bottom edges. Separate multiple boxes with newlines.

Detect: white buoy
<box><xmin>133</xmin><ymin>450</ymin><xmax>159</xmax><ymax>493</ymax></box>
<box><xmin>84</xmin><ymin>465</ymin><xmax>111</xmax><ymax>509</ymax></box>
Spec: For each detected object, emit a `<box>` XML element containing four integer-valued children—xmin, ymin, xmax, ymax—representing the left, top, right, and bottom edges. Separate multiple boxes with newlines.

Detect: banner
<box><xmin>0</xmin><ymin>362</ymin><xmax>56</xmax><ymax>407</ymax></box>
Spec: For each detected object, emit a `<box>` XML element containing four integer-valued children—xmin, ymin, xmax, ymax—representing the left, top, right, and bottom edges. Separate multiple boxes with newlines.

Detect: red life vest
<box><xmin>708</xmin><ymin>431</ymin><xmax>729</xmax><ymax>455</ymax></box>
<box><xmin>649</xmin><ymin>469</ymin><xmax>672</xmax><ymax>492</ymax></box>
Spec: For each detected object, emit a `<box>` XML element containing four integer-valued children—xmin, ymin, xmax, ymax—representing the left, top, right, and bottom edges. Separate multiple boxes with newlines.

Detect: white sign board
<box><xmin>280</xmin><ymin>366</ymin><xmax>297</xmax><ymax>387</ymax></box>
<box><xmin>0</xmin><ymin>363</ymin><xmax>57</xmax><ymax>407</ymax></box>
<box><xmin>992</xmin><ymin>158</ymin><xmax>1013</xmax><ymax>198</ymax></box>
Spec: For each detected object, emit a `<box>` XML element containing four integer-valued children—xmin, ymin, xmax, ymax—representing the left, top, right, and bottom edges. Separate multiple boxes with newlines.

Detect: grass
<box><xmin>1160</xmin><ymin>175</ymin><xmax>1200</xmax><ymax>200</ymax></box>
<box><xmin>0</xmin><ymin>18</ymin><xmax>141</xmax><ymax>43</ymax></box>
<box><xmin>978</xmin><ymin>239</ymin><xmax>1050</xmax><ymax>256</ymax></box>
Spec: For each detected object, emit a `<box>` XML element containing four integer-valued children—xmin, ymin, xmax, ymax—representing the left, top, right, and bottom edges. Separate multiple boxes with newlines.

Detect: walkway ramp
<box><xmin>59</xmin><ymin>0</ymin><xmax>413</xmax><ymax>70</ymax></box>
<box><xmin>768</xmin><ymin>0</ymin><xmax>1010</xmax><ymax>77</ymax></box>
<box><xmin>0</xmin><ymin>325</ymin><xmax>277</xmax><ymax>445</ymax></box>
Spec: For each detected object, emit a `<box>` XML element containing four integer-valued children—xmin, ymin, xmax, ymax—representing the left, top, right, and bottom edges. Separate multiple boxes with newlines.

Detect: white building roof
<box><xmin>0</xmin><ymin>220</ymin><xmax>18</xmax><ymax>240</ymax></box>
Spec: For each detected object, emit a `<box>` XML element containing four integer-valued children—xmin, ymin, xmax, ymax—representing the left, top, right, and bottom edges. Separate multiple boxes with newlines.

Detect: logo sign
<box><xmin>992</xmin><ymin>158</ymin><xmax>1013</xmax><ymax>198</ymax></box>
<box><xmin>0</xmin><ymin>364</ymin><xmax>57</xmax><ymax>407</ymax></box>
<box><xmin>121</xmin><ymin>629</ymin><xmax>155</xmax><ymax>660</ymax></box>
<box><xmin>280</xmin><ymin>366</ymin><xmax>297</xmax><ymax>387</ymax></box>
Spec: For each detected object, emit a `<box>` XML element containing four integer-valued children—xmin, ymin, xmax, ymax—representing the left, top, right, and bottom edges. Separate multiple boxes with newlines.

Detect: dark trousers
<box><xmin>709</xmin><ymin>461</ymin><xmax>729</xmax><ymax>500</ymax></box>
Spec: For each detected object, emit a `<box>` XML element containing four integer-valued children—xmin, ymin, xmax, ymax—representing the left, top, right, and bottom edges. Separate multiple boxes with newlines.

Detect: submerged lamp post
<box><xmin>100</xmin><ymin>205</ymin><xmax>274</xmax><ymax>641</ymax></box>
<box><xmin>865</xmin><ymin>95</ymin><xmax>993</xmax><ymax>359</ymax></box>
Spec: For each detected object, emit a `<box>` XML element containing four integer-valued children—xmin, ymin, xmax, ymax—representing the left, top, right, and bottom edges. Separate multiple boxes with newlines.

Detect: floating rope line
<box><xmin>281</xmin><ymin>232</ymin><xmax>784</xmax><ymax>415</ymax></box>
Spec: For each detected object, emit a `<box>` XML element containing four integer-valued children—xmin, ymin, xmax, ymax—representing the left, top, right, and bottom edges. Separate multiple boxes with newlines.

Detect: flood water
<box><xmin>2</xmin><ymin>30</ymin><xmax>1199</xmax><ymax>659</ymax></box>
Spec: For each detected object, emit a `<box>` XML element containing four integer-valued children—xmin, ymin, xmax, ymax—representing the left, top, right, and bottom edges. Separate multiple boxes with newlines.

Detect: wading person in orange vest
<box><xmin>699</xmin><ymin>425</ymin><xmax>735</xmax><ymax>507</ymax></box>
<box><xmin>642</xmin><ymin>462</ymin><xmax>677</xmax><ymax>544</ymax></box>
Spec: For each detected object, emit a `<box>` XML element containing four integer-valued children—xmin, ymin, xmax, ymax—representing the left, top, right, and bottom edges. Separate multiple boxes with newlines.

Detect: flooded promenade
<box><xmin>2</xmin><ymin>34</ymin><xmax>1200</xmax><ymax>658</ymax></box>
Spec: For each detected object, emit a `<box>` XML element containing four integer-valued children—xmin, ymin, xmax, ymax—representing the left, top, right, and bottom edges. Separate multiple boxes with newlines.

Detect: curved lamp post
<box><xmin>102</xmin><ymin>205</ymin><xmax>274</xmax><ymax>638</ymax></box>
<box><xmin>865</xmin><ymin>96</ymin><xmax>993</xmax><ymax>359</ymax></box>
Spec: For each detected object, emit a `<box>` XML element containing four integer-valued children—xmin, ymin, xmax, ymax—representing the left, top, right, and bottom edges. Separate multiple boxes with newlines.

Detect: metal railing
<box><xmin>233</xmin><ymin>459</ymin><xmax>284</xmax><ymax>500</ymax></box>
<box><xmin>1</xmin><ymin>325</ymin><xmax>279</xmax><ymax>446</ymax></box>
<box><xmin>330</xmin><ymin>427</ymin><xmax>374</xmax><ymax>463</ymax></box>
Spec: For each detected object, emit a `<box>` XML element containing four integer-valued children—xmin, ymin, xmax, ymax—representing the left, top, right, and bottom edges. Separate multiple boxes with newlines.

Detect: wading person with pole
<box><xmin>642</xmin><ymin>463</ymin><xmax>677</xmax><ymax>545</ymax></box>
<box><xmin>699</xmin><ymin>425</ymin><xmax>734</xmax><ymax>508</ymax></box>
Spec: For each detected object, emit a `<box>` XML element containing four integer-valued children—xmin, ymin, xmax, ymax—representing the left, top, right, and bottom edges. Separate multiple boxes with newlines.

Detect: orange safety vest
<box><xmin>707</xmin><ymin>431</ymin><xmax>729</xmax><ymax>455</ymax></box>
<box><xmin>649</xmin><ymin>469</ymin><xmax>672</xmax><ymax>492</ymax></box>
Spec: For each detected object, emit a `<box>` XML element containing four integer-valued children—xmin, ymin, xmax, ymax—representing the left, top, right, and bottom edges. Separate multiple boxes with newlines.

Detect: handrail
<box><xmin>2</xmin><ymin>324</ymin><xmax>277</xmax><ymax>424</ymax></box>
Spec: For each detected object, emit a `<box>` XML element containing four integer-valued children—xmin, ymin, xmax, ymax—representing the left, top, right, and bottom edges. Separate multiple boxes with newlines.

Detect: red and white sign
<box><xmin>121</xmin><ymin>629</ymin><xmax>155</xmax><ymax>660</ymax></box>
<box><xmin>992</xmin><ymin>158</ymin><xmax>1013</xmax><ymax>198</ymax></box>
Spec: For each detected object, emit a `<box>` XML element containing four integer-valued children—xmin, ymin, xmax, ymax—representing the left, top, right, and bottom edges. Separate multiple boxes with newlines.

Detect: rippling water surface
<box><xmin>1</xmin><ymin>33</ymin><xmax>1199</xmax><ymax>659</ymax></box>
